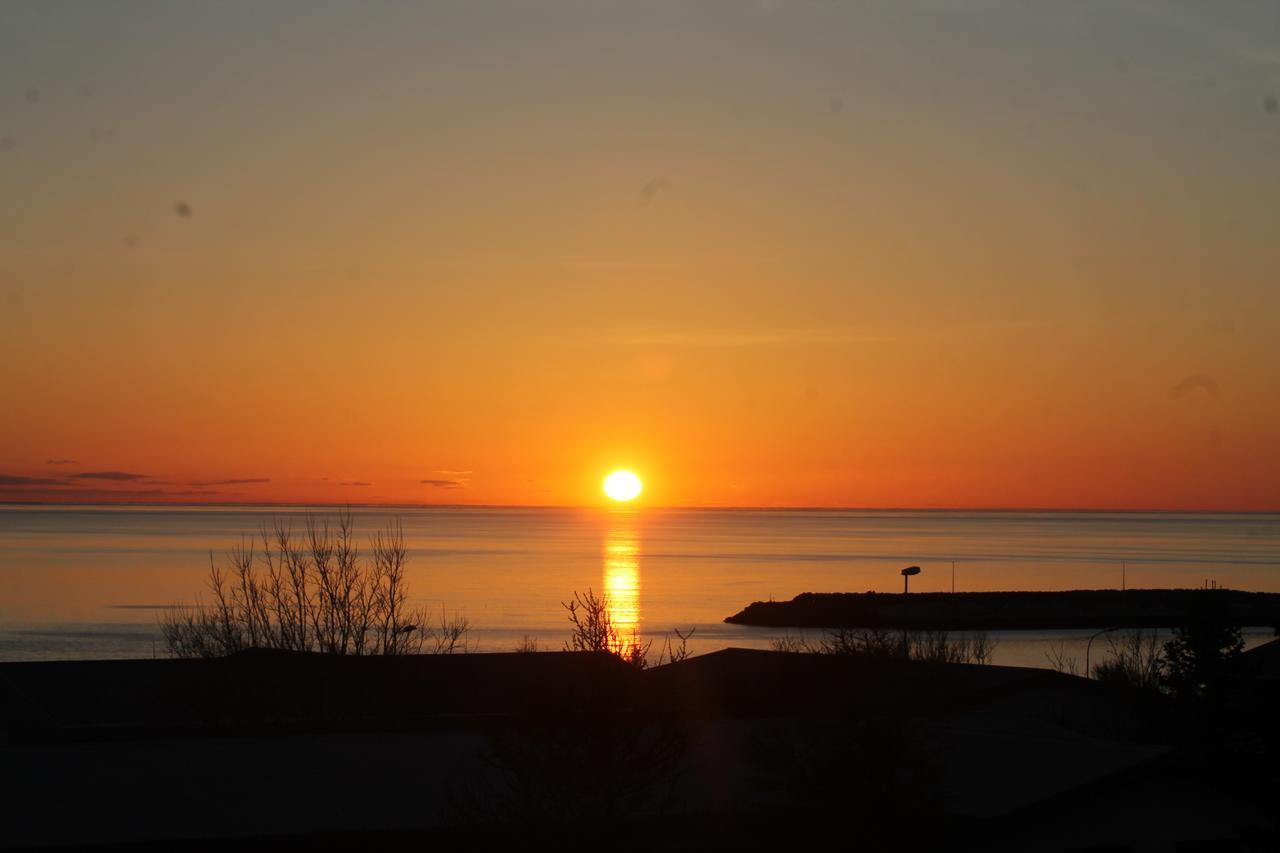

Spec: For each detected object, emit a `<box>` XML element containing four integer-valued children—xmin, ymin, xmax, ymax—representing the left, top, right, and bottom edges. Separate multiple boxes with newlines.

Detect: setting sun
<box><xmin>603</xmin><ymin>471</ymin><xmax>643</xmax><ymax>502</ymax></box>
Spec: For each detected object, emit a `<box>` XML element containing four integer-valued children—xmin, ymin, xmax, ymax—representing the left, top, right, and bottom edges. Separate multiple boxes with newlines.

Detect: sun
<box><xmin>603</xmin><ymin>470</ymin><xmax>643</xmax><ymax>502</ymax></box>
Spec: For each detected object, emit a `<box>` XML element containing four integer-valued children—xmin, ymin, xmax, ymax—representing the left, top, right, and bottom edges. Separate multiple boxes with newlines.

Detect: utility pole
<box><xmin>951</xmin><ymin>561</ymin><xmax>956</xmax><ymax>594</ymax></box>
<box><xmin>1122</xmin><ymin>560</ymin><xmax>1126</xmax><ymax>591</ymax></box>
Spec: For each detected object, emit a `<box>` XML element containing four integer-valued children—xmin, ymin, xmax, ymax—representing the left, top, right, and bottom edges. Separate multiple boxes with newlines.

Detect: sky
<box><xmin>2</xmin><ymin>1</ymin><xmax>1279</xmax><ymax>510</ymax></box>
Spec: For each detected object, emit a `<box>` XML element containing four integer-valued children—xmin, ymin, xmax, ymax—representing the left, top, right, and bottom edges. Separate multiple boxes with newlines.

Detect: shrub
<box><xmin>1162</xmin><ymin>596</ymin><xmax>1245</xmax><ymax>701</ymax></box>
<box><xmin>770</xmin><ymin>627</ymin><xmax>997</xmax><ymax>665</ymax></box>
<box><xmin>563</xmin><ymin>588</ymin><xmax>649</xmax><ymax>667</ymax></box>
<box><xmin>1091</xmin><ymin>629</ymin><xmax>1164</xmax><ymax>690</ymax></box>
<box><xmin>658</xmin><ymin>626</ymin><xmax>696</xmax><ymax>664</ymax></box>
<box><xmin>562</xmin><ymin>588</ymin><xmax>694</xmax><ymax>668</ymax></box>
<box><xmin>1045</xmin><ymin>641</ymin><xmax>1081</xmax><ymax>676</ymax></box>
<box><xmin>161</xmin><ymin>513</ymin><xmax>468</xmax><ymax>657</ymax></box>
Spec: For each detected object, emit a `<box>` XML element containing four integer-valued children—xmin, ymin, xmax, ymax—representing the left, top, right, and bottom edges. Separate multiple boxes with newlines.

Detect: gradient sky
<box><xmin>2</xmin><ymin>1</ymin><xmax>1279</xmax><ymax>510</ymax></box>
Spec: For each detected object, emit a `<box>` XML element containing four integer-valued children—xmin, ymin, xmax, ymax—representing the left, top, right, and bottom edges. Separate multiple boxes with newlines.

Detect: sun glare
<box><xmin>603</xmin><ymin>470</ymin><xmax>643</xmax><ymax>502</ymax></box>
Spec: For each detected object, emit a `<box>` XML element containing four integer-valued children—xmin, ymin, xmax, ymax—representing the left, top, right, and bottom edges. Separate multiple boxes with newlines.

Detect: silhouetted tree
<box><xmin>562</xmin><ymin>588</ymin><xmax>695</xmax><ymax>668</ymax></box>
<box><xmin>1162</xmin><ymin>594</ymin><xmax>1245</xmax><ymax>702</ymax></box>
<box><xmin>1092</xmin><ymin>628</ymin><xmax>1164</xmax><ymax>690</ymax></box>
<box><xmin>563</xmin><ymin>588</ymin><xmax>650</xmax><ymax>667</ymax></box>
<box><xmin>161</xmin><ymin>512</ymin><xmax>469</xmax><ymax>657</ymax></box>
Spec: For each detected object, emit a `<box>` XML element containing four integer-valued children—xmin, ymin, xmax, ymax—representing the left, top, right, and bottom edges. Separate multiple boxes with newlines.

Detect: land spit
<box><xmin>724</xmin><ymin>588</ymin><xmax>1280</xmax><ymax>630</ymax></box>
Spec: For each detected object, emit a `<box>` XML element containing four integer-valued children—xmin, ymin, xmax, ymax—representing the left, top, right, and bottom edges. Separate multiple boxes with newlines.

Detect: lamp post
<box><xmin>1085</xmin><ymin>626</ymin><xmax>1118</xmax><ymax>679</ymax></box>
<box><xmin>901</xmin><ymin>565</ymin><xmax>921</xmax><ymax>594</ymax></box>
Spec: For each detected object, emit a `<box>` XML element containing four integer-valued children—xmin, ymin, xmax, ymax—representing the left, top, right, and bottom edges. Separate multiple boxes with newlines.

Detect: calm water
<box><xmin>1</xmin><ymin>505</ymin><xmax>1277</xmax><ymax>666</ymax></box>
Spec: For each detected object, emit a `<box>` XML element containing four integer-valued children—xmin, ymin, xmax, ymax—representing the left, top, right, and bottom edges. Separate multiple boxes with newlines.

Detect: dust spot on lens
<box><xmin>174</xmin><ymin>202</ymin><xmax>192</xmax><ymax>218</ymax></box>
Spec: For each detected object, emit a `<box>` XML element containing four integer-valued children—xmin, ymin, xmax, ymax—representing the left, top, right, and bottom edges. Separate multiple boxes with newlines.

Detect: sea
<box><xmin>1</xmin><ymin>505</ymin><xmax>1277</xmax><ymax>668</ymax></box>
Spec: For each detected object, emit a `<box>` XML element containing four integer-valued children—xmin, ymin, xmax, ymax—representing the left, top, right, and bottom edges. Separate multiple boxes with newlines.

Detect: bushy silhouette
<box><xmin>1092</xmin><ymin>628</ymin><xmax>1164</xmax><ymax>690</ymax></box>
<box><xmin>771</xmin><ymin>627</ymin><xmax>996</xmax><ymax>664</ymax></box>
<box><xmin>161</xmin><ymin>513</ymin><xmax>469</xmax><ymax>657</ymax></box>
<box><xmin>563</xmin><ymin>588</ymin><xmax>650</xmax><ymax>667</ymax></box>
<box><xmin>1045</xmin><ymin>641</ymin><xmax>1081</xmax><ymax>676</ymax></box>
<box><xmin>562</xmin><ymin>588</ymin><xmax>695</xmax><ymax>669</ymax></box>
<box><xmin>1162</xmin><ymin>594</ymin><xmax>1245</xmax><ymax>702</ymax></box>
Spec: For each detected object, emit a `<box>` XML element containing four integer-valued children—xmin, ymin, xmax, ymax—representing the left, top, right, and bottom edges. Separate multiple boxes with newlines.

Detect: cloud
<box><xmin>0</xmin><ymin>474</ymin><xmax>66</xmax><ymax>486</ymax></box>
<box><xmin>333</xmin><ymin>481</ymin><xmax>371</xmax><ymax>487</ymax></box>
<box><xmin>69</xmin><ymin>471</ymin><xmax>150</xmax><ymax>481</ymax></box>
<box><xmin>0</xmin><ymin>487</ymin><xmax>221</xmax><ymax>500</ymax></box>
<box><xmin>1169</xmin><ymin>374</ymin><xmax>1221</xmax><ymax>400</ymax></box>
<box><xmin>187</xmin><ymin>478</ymin><xmax>270</xmax><ymax>487</ymax></box>
<box><xmin>421</xmin><ymin>479</ymin><xmax>466</xmax><ymax>488</ymax></box>
<box><xmin>45</xmin><ymin>459</ymin><xmax>77</xmax><ymax>465</ymax></box>
<box><xmin>639</xmin><ymin>177</ymin><xmax>670</xmax><ymax>204</ymax></box>
<box><xmin>435</xmin><ymin>469</ymin><xmax>473</xmax><ymax>476</ymax></box>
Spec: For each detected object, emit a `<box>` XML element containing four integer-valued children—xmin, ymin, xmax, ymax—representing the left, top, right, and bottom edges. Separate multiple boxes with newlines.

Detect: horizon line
<box><xmin>1</xmin><ymin>499</ymin><xmax>1277</xmax><ymax>515</ymax></box>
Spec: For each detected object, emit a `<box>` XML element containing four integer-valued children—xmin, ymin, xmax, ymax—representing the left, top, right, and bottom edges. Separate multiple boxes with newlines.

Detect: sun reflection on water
<box><xmin>603</xmin><ymin>522</ymin><xmax>640</xmax><ymax>650</ymax></box>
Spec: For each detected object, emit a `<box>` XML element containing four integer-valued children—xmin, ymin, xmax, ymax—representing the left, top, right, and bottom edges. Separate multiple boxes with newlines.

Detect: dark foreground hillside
<box><xmin>2</xmin><ymin>645</ymin><xmax>1278</xmax><ymax>851</ymax></box>
<box><xmin>725</xmin><ymin>588</ymin><xmax>1280</xmax><ymax>630</ymax></box>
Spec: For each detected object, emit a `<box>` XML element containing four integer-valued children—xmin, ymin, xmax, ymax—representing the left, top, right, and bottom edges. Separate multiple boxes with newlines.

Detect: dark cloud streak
<box><xmin>69</xmin><ymin>471</ymin><xmax>151</xmax><ymax>481</ymax></box>
<box><xmin>0</xmin><ymin>475</ymin><xmax>66</xmax><ymax>486</ymax></box>
<box><xmin>0</xmin><ymin>488</ymin><xmax>221</xmax><ymax>500</ymax></box>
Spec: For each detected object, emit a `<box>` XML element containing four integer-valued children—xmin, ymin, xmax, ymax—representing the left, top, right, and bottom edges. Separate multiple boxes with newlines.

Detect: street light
<box><xmin>1084</xmin><ymin>626</ymin><xmax>1118</xmax><ymax>678</ymax></box>
<box><xmin>901</xmin><ymin>565</ymin><xmax>921</xmax><ymax>594</ymax></box>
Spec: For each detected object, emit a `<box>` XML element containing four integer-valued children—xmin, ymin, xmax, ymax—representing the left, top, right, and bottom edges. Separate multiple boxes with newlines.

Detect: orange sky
<box><xmin>2</xmin><ymin>2</ymin><xmax>1279</xmax><ymax>511</ymax></box>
